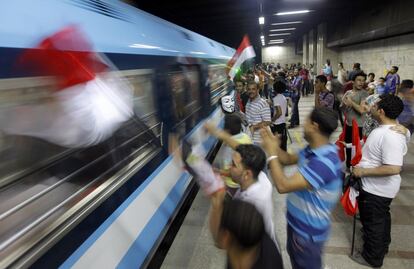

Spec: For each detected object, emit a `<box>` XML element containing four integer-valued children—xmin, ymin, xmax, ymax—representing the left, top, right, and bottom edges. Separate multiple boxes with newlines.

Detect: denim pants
<box><xmin>290</xmin><ymin>96</ymin><xmax>300</xmax><ymax>126</ymax></box>
<box><xmin>358</xmin><ymin>190</ymin><xmax>393</xmax><ymax>267</ymax></box>
<box><xmin>287</xmin><ymin>225</ymin><xmax>324</xmax><ymax>269</ymax></box>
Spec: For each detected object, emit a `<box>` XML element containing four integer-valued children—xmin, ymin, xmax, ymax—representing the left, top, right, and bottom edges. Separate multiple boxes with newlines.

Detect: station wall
<box><xmin>337</xmin><ymin>33</ymin><xmax>414</xmax><ymax>81</ymax></box>
<box><xmin>261</xmin><ymin>43</ymin><xmax>302</xmax><ymax>66</ymax></box>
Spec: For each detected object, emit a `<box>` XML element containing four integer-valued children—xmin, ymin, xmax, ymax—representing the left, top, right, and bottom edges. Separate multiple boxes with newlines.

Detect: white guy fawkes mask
<box><xmin>221</xmin><ymin>95</ymin><xmax>235</xmax><ymax>113</ymax></box>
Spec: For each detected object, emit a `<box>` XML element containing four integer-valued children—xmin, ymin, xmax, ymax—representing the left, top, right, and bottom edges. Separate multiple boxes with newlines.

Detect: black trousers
<box><xmin>271</xmin><ymin>123</ymin><xmax>287</xmax><ymax>151</ymax></box>
<box><xmin>345</xmin><ymin>124</ymin><xmax>363</xmax><ymax>168</ymax></box>
<box><xmin>358</xmin><ymin>190</ymin><xmax>393</xmax><ymax>267</ymax></box>
<box><xmin>301</xmin><ymin>80</ymin><xmax>310</xmax><ymax>96</ymax></box>
<box><xmin>290</xmin><ymin>97</ymin><xmax>300</xmax><ymax>126</ymax></box>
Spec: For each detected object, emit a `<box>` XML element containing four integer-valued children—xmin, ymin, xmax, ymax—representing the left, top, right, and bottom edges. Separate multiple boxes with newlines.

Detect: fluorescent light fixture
<box><xmin>269</xmin><ymin>39</ymin><xmax>284</xmax><ymax>42</ymax></box>
<box><xmin>269</xmin><ymin>33</ymin><xmax>291</xmax><ymax>36</ymax></box>
<box><xmin>271</xmin><ymin>21</ymin><xmax>302</xmax><ymax>25</ymax></box>
<box><xmin>268</xmin><ymin>41</ymin><xmax>284</xmax><ymax>44</ymax></box>
<box><xmin>259</xmin><ymin>16</ymin><xmax>265</xmax><ymax>25</ymax></box>
<box><xmin>270</xmin><ymin>28</ymin><xmax>296</xmax><ymax>32</ymax></box>
<box><xmin>275</xmin><ymin>10</ymin><xmax>310</xmax><ymax>16</ymax></box>
<box><xmin>260</xmin><ymin>35</ymin><xmax>265</xmax><ymax>39</ymax></box>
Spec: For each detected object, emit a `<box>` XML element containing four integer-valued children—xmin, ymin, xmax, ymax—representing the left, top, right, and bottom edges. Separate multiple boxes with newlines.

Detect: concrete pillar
<box><xmin>308</xmin><ymin>29</ymin><xmax>316</xmax><ymax>66</ymax></box>
<box><xmin>316</xmin><ymin>23</ymin><xmax>339</xmax><ymax>76</ymax></box>
<box><xmin>302</xmin><ymin>34</ymin><xmax>308</xmax><ymax>65</ymax></box>
<box><xmin>316</xmin><ymin>23</ymin><xmax>326</xmax><ymax>74</ymax></box>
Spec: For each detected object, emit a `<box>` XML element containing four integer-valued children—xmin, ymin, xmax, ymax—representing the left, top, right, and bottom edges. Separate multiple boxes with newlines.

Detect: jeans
<box><xmin>301</xmin><ymin>80</ymin><xmax>310</xmax><ymax>96</ymax></box>
<box><xmin>287</xmin><ymin>225</ymin><xmax>324</xmax><ymax>269</ymax></box>
<box><xmin>290</xmin><ymin>96</ymin><xmax>300</xmax><ymax>126</ymax></box>
<box><xmin>358</xmin><ymin>190</ymin><xmax>393</xmax><ymax>268</ymax></box>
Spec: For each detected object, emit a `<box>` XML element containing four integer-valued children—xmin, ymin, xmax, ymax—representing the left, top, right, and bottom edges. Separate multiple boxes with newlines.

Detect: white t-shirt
<box><xmin>358</xmin><ymin>125</ymin><xmax>408</xmax><ymax>198</ymax></box>
<box><xmin>234</xmin><ymin>171</ymin><xmax>276</xmax><ymax>242</ymax></box>
<box><xmin>272</xmin><ymin>94</ymin><xmax>287</xmax><ymax>125</ymax></box>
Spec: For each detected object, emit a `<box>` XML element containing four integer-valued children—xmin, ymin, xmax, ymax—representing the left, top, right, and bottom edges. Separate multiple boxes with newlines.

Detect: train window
<box><xmin>208</xmin><ymin>64</ymin><xmax>231</xmax><ymax>106</ymax></box>
<box><xmin>167</xmin><ymin>66</ymin><xmax>201</xmax><ymax>137</ymax></box>
<box><xmin>0</xmin><ymin>77</ymin><xmax>68</xmax><ymax>186</ymax></box>
<box><xmin>186</xmin><ymin>67</ymin><xmax>201</xmax><ymax>114</ymax></box>
<box><xmin>121</xmin><ymin>69</ymin><xmax>159</xmax><ymax>137</ymax></box>
<box><xmin>0</xmin><ymin>72</ymin><xmax>161</xmax><ymax>190</ymax></box>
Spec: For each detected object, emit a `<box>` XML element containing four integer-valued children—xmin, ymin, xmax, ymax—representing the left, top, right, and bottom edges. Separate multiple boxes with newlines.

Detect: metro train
<box><xmin>0</xmin><ymin>1</ymin><xmax>235</xmax><ymax>268</ymax></box>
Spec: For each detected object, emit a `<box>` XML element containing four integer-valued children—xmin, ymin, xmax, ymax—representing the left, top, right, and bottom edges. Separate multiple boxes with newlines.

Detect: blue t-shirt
<box><xmin>286</xmin><ymin>144</ymin><xmax>342</xmax><ymax>242</ymax></box>
<box><xmin>376</xmin><ymin>84</ymin><xmax>386</xmax><ymax>95</ymax></box>
<box><xmin>397</xmin><ymin>99</ymin><xmax>413</xmax><ymax>125</ymax></box>
<box><xmin>385</xmin><ymin>73</ymin><xmax>400</xmax><ymax>94</ymax></box>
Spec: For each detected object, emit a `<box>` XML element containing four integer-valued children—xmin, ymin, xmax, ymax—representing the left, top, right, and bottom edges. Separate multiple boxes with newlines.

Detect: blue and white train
<box><xmin>0</xmin><ymin>1</ymin><xmax>235</xmax><ymax>268</ymax></box>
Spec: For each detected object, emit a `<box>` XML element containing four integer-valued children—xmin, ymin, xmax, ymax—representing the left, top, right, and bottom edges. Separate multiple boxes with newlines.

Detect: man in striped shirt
<box><xmin>245</xmin><ymin>81</ymin><xmax>271</xmax><ymax>144</ymax></box>
<box><xmin>261</xmin><ymin>107</ymin><xmax>342</xmax><ymax>269</ymax></box>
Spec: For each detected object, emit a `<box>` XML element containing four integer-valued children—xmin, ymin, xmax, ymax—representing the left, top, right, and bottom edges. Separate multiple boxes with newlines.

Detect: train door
<box><xmin>155</xmin><ymin>64</ymin><xmax>204</xmax><ymax>149</ymax></box>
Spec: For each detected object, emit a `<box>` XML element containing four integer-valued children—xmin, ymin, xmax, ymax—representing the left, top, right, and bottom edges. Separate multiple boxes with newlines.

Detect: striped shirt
<box><xmin>286</xmin><ymin>144</ymin><xmax>342</xmax><ymax>242</ymax></box>
<box><xmin>245</xmin><ymin>96</ymin><xmax>271</xmax><ymax>144</ymax></box>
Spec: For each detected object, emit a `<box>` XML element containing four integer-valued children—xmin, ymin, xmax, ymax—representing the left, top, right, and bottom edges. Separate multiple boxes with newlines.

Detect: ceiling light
<box><xmin>269</xmin><ymin>39</ymin><xmax>284</xmax><ymax>42</ymax></box>
<box><xmin>269</xmin><ymin>33</ymin><xmax>291</xmax><ymax>36</ymax></box>
<box><xmin>275</xmin><ymin>10</ymin><xmax>310</xmax><ymax>16</ymax></box>
<box><xmin>270</xmin><ymin>28</ymin><xmax>296</xmax><ymax>32</ymax></box>
<box><xmin>260</xmin><ymin>35</ymin><xmax>265</xmax><ymax>39</ymax></box>
<box><xmin>271</xmin><ymin>21</ymin><xmax>302</xmax><ymax>26</ymax></box>
<box><xmin>259</xmin><ymin>16</ymin><xmax>265</xmax><ymax>25</ymax></box>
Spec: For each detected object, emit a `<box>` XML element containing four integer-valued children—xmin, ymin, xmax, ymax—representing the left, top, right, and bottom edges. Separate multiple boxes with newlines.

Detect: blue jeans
<box><xmin>287</xmin><ymin>225</ymin><xmax>325</xmax><ymax>269</ymax></box>
<box><xmin>290</xmin><ymin>96</ymin><xmax>300</xmax><ymax>126</ymax></box>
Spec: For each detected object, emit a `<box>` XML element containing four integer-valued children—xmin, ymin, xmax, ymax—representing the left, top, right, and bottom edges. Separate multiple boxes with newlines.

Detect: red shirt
<box><xmin>343</xmin><ymin>81</ymin><xmax>353</xmax><ymax>93</ymax></box>
<box><xmin>299</xmin><ymin>69</ymin><xmax>309</xmax><ymax>81</ymax></box>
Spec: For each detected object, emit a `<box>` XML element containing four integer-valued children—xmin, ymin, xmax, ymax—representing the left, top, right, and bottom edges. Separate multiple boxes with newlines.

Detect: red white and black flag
<box><xmin>227</xmin><ymin>35</ymin><xmax>256</xmax><ymax>80</ymax></box>
<box><xmin>3</xmin><ymin>26</ymin><xmax>133</xmax><ymax>148</ymax></box>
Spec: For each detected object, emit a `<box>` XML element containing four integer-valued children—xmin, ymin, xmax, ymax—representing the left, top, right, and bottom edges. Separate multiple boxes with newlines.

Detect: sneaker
<box><xmin>349</xmin><ymin>251</ymin><xmax>381</xmax><ymax>268</ymax></box>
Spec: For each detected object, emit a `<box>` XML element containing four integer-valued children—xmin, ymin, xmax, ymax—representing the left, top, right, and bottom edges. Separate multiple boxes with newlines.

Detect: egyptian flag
<box><xmin>3</xmin><ymin>26</ymin><xmax>133</xmax><ymax>148</ymax></box>
<box><xmin>350</xmin><ymin>119</ymin><xmax>362</xmax><ymax>166</ymax></box>
<box><xmin>340</xmin><ymin>184</ymin><xmax>359</xmax><ymax>216</ymax></box>
<box><xmin>335</xmin><ymin>118</ymin><xmax>363</xmax><ymax>166</ymax></box>
<box><xmin>227</xmin><ymin>35</ymin><xmax>256</xmax><ymax>80</ymax></box>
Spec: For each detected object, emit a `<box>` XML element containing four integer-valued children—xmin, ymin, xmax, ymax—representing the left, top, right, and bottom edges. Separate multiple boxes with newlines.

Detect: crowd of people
<box><xmin>171</xmin><ymin>60</ymin><xmax>412</xmax><ymax>269</ymax></box>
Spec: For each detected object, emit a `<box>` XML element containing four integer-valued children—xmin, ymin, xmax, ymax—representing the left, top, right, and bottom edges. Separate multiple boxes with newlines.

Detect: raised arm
<box><xmin>260</xmin><ymin>128</ymin><xmax>309</xmax><ymax>193</ymax></box>
<box><xmin>260</xmin><ymin>128</ymin><xmax>298</xmax><ymax>165</ymax></box>
<box><xmin>204</xmin><ymin>122</ymin><xmax>240</xmax><ymax>150</ymax></box>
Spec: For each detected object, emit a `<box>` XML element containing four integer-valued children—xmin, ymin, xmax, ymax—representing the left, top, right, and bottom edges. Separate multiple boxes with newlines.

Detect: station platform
<box><xmin>160</xmin><ymin>95</ymin><xmax>414</xmax><ymax>269</ymax></box>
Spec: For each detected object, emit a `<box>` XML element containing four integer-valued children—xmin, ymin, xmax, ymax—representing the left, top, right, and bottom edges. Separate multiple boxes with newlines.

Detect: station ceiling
<box><xmin>133</xmin><ymin>0</ymin><xmax>381</xmax><ymax>50</ymax></box>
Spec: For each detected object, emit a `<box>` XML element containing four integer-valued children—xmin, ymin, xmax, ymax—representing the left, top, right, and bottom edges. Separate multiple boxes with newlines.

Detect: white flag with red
<box><xmin>2</xmin><ymin>26</ymin><xmax>133</xmax><ymax>148</ymax></box>
<box><xmin>227</xmin><ymin>35</ymin><xmax>256</xmax><ymax>80</ymax></box>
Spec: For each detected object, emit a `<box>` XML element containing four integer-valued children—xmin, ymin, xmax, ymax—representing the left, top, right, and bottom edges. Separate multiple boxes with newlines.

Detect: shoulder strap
<box><xmin>322</xmin><ymin>91</ymin><xmax>333</xmax><ymax>100</ymax></box>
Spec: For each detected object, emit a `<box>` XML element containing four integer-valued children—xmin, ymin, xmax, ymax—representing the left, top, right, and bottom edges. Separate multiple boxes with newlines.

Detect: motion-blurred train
<box><xmin>0</xmin><ymin>1</ymin><xmax>234</xmax><ymax>268</ymax></box>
